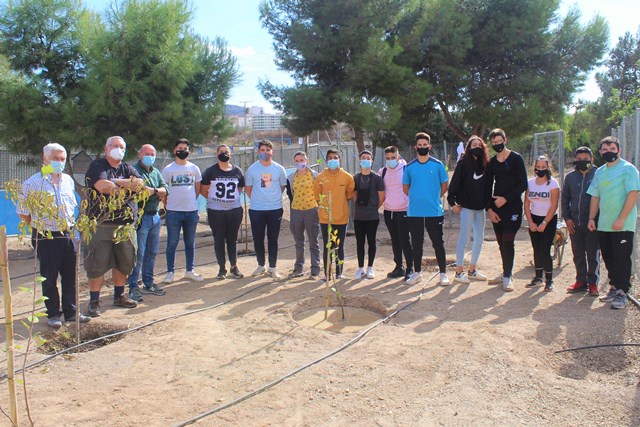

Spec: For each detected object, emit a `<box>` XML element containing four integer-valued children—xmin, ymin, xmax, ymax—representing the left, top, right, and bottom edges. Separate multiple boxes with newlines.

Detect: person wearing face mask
<box><xmin>84</xmin><ymin>136</ymin><xmax>145</xmax><ymax>316</ymax></box>
<box><xmin>162</xmin><ymin>138</ymin><xmax>204</xmax><ymax>283</ymax></box>
<box><xmin>561</xmin><ymin>146</ymin><xmax>600</xmax><ymax>296</ymax></box>
<box><xmin>447</xmin><ymin>135</ymin><xmax>492</xmax><ymax>285</ymax></box>
<box><xmin>587</xmin><ymin>136</ymin><xmax>640</xmax><ymax>309</ymax></box>
<box><xmin>314</xmin><ymin>148</ymin><xmax>355</xmax><ymax>281</ymax></box>
<box><xmin>378</xmin><ymin>145</ymin><xmax>413</xmax><ymax>280</ymax></box>
<box><xmin>245</xmin><ymin>140</ymin><xmax>288</xmax><ymax>280</ymax></box>
<box><xmin>524</xmin><ymin>156</ymin><xmax>560</xmax><ymax>292</ymax></box>
<box><xmin>285</xmin><ymin>151</ymin><xmax>320</xmax><ymax>279</ymax></box>
<box><xmin>127</xmin><ymin>144</ymin><xmax>169</xmax><ymax>303</ymax></box>
<box><xmin>403</xmin><ymin>132</ymin><xmax>450</xmax><ymax>287</ymax></box>
<box><xmin>485</xmin><ymin>128</ymin><xmax>528</xmax><ymax>292</ymax></box>
<box><xmin>17</xmin><ymin>143</ymin><xmax>91</xmax><ymax>327</ymax></box>
<box><xmin>353</xmin><ymin>150</ymin><xmax>385</xmax><ymax>279</ymax></box>
<box><xmin>200</xmin><ymin>145</ymin><xmax>246</xmax><ymax>280</ymax></box>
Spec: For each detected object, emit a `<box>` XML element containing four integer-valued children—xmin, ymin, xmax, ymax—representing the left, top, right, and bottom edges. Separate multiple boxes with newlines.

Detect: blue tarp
<box><xmin>0</xmin><ymin>190</ymin><xmax>20</xmax><ymax>235</ymax></box>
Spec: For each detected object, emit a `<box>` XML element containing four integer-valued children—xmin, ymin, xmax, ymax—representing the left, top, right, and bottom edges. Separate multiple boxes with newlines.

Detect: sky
<box><xmin>84</xmin><ymin>0</ymin><xmax>639</xmax><ymax>113</ymax></box>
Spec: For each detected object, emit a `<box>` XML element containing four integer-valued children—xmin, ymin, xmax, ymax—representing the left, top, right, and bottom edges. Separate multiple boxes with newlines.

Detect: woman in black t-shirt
<box><xmin>200</xmin><ymin>145</ymin><xmax>245</xmax><ymax>280</ymax></box>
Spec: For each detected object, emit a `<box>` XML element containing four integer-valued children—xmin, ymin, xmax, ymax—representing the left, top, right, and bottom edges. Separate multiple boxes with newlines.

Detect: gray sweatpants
<box><xmin>290</xmin><ymin>207</ymin><xmax>321</xmax><ymax>275</ymax></box>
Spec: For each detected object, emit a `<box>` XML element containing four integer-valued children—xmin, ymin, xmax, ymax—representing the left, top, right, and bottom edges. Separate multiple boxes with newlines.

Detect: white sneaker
<box><xmin>502</xmin><ymin>276</ymin><xmax>514</xmax><ymax>292</ymax></box>
<box><xmin>354</xmin><ymin>268</ymin><xmax>365</xmax><ymax>279</ymax></box>
<box><xmin>163</xmin><ymin>272</ymin><xmax>174</xmax><ymax>284</ymax></box>
<box><xmin>268</xmin><ymin>267</ymin><xmax>283</xmax><ymax>281</ymax></box>
<box><xmin>366</xmin><ymin>267</ymin><xmax>375</xmax><ymax>279</ymax></box>
<box><xmin>337</xmin><ymin>274</ymin><xmax>347</xmax><ymax>280</ymax></box>
<box><xmin>406</xmin><ymin>272</ymin><xmax>423</xmax><ymax>285</ymax></box>
<box><xmin>439</xmin><ymin>273</ymin><xmax>450</xmax><ymax>286</ymax></box>
<box><xmin>453</xmin><ymin>272</ymin><xmax>470</xmax><ymax>284</ymax></box>
<box><xmin>467</xmin><ymin>270</ymin><xmax>487</xmax><ymax>281</ymax></box>
<box><xmin>488</xmin><ymin>274</ymin><xmax>502</xmax><ymax>285</ymax></box>
<box><xmin>252</xmin><ymin>265</ymin><xmax>267</xmax><ymax>277</ymax></box>
<box><xmin>185</xmin><ymin>270</ymin><xmax>204</xmax><ymax>282</ymax></box>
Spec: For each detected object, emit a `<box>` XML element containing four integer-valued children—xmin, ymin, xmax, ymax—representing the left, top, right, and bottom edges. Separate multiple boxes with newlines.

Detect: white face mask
<box><xmin>109</xmin><ymin>147</ymin><xmax>125</xmax><ymax>161</ymax></box>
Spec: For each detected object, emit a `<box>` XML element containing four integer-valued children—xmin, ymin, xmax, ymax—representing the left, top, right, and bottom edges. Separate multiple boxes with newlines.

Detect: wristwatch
<box><xmin>541</xmin><ymin>220</ymin><xmax>547</xmax><ymax>225</ymax></box>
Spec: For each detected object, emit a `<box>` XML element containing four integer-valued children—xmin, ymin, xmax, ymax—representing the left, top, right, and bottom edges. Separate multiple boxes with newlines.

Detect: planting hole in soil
<box><xmin>38</xmin><ymin>321</ymin><xmax>129</xmax><ymax>354</ymax></box>
<box><xmin>292</xmin><ymin>295</ymin><xmax>388</xmax><ymax>333</ymax></box>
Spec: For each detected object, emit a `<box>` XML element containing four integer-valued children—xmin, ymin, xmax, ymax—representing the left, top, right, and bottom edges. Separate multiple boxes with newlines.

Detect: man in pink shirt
<box><xmin>378</xmin><ymin>146</ymin><xmax>414</xmax><ymax>280</ymax></box>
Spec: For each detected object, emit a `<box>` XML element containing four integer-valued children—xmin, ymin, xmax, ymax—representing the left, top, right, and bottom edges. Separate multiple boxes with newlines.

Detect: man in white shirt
<box><xmin>162</xmin><ymin>138</ymin><xmax>204</xmax><ymax>283</ymax></box>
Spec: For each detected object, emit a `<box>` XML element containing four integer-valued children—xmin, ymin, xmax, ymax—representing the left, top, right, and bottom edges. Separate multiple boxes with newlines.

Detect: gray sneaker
<box><xmin>87</xmin><ymin>300</ymin><xmax>101</xmax><ymax>317</ymax></box>
<box><xmin>47</xmin><ymin>316</ymin><xmax>63</xmax><ymax>328</ymax></box>
<box><xmin>65</xmin><ymin>314</ymin><xmax>91</xmax><ymax>323</ymax></box>
<box><xmin>141</xmin><ymin>285</ymin><xmax>166</xmax><ymax>296</ymax></box>
<box><xmin>599</xmin><ymin>287</ymin><xmax>617</xmax><ymax>302</ymax></box>
<box><xmin>129</xmin><ymin>288</ymin><xmax>144</xmax><ymax>302</ymax></box>
<box><xmin>611</xmin><ymin>291</ymin><xmax>627</xmax><ymax>310</ymax></box>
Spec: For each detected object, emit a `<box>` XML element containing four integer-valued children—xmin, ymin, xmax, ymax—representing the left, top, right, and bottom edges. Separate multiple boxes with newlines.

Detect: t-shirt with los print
<box><xmin>162</xmin><ymin>161</ymin><xmax>202</xmax><ymax>212</ymax></box>
<box><xmin>527</xmin><ymin>177</ymin><xmax>559</xmax><ymax>217</ymax></box>
<box><xmin>201</xmin><ymin>164</ymin><xmax>245</xmax><ymax>210</ymax></box>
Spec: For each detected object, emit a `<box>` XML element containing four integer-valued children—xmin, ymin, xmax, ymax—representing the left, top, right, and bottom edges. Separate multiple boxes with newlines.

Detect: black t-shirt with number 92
<box><xmin>201</xmin><ymin>164</ymin><xmax>245</xmax><ymax>211</ymax></box>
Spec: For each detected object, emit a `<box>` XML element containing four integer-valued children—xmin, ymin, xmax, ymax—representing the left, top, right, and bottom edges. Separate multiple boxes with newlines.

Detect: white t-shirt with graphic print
<box><xmin>527</xmin><ymin>177</ymin><xmax>559</xmax><ymax>217</ymax></box>
<box><xmin>162</xmin><ymin>161</ymin><xmax>202</xmax><ymax>212</ymax></box>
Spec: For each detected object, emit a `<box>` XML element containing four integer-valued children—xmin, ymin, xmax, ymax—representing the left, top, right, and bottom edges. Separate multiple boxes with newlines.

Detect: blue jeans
<box><xmin>165</xmin><ymin>210</ymin><xmax>199</xmax><ymax>273</ymax></box>
<box><xmin>128</xmin><ymin>213</ymin><xmax>161</xmax><ymax>289</ymax></box>
<box><xmin>456</xmin><ymin>208</ymin><xmax>486</xmax><ymax>267</ymax></box>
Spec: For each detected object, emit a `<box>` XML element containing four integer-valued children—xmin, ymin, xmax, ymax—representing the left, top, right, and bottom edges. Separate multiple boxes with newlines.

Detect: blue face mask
<box><xmin>360</xmin><ymin>159</ymin><xmax>372</xmax><ymax>169</ymax></box>
<box><xmin>327</xmin><ymin>159</ymin><xmax>340</xmax><ymax>170</ymax></box>
<box><xmin>258</xmin><ymin>153</ymin><xmax>270</xmax><ymax>161</ymax></box>
<box><xmin>142</xmin><ymin>155</ymin><xmax>155</xmax><ymax>167</ymax></box>
<box><xmin>50</xmin><ymin>160</ymin><xmax>65</xmax><ymax>174</ymax></box>
<box><xmin>386</xmin><ymin>159</ymin><xmax>398</xmax><ymax>169</ymax></box>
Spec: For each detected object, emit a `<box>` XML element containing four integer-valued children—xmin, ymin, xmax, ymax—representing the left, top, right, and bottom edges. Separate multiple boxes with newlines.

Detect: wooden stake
<box><xmin>0</xmin><ymin>226</ymin><xmax>18</xmax><ymax>426</ymax></box>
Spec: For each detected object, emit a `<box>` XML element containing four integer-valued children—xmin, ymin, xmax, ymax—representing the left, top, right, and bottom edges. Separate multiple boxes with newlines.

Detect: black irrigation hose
<box><xmin>555</xmin><ymin>343</ymin><xmax>640</xmax><ymax>354</ymax></box>
<box><xmin>174</xmin><ymin>264</ymin><xmax>453</xmax><ymax>427</ymax></box>
<box><xmin>0</xmin><ymin>279</ymin><xmax>278</xmax><ymax>382</ymax></box>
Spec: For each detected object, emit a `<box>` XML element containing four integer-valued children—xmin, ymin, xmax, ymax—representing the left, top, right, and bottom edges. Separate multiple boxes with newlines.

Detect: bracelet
<box><xmin>541</xmin><ymin>220</ymin><xmax>547</xmax><ymax>225</ymax></box>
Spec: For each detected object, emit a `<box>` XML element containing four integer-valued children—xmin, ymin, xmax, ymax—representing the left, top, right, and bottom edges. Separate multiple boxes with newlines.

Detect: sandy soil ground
<box><xmin>1</xmin><ymin>211</ymin><xmax>639</xmax><ymax>427</ymax></box>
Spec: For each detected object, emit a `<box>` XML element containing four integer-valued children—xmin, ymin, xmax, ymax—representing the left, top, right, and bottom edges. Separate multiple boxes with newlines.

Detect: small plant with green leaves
<box><xmin>318</xmin><ymin>190</ymin><xmax>346</xmax><ymax>321</ymax></box>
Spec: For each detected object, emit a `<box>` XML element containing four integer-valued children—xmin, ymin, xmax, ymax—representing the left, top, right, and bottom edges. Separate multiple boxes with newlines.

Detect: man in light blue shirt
<box><xmin>587</xmin><ymin>136</ymin><xmax>640</xmax><ymax>309</ymax></box>
<box><xmin>402</xmin><ymin>132</ymin><xmax>449</xmax><ymax>286</ymax></box>
<box><xmin>245</xmin><ymin>140</ymin><xmax>287</xmax><ymax>279</ymax></box>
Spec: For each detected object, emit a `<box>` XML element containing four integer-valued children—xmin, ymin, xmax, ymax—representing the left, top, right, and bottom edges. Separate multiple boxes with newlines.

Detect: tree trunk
<box><xmin>436</xmin><ymin>97</ymin><xmax>469</xmax><ymax>142</ymax></box>
<box><xmin>354</xmin><ymin>128</ymin><xmax>365</xmax><ymax>153</ymax></box>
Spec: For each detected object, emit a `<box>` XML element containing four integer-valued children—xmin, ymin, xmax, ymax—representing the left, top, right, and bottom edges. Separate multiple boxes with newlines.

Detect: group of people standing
<box><xmin>16</xmin><ymin>129</ymin><xmax>640</xmax><ymax>328</ymax></box>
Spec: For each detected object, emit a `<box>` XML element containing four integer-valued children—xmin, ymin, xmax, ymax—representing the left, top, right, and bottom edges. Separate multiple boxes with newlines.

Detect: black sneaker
<box><xmin>544</xmin><ymin>281</ymin><xmax>554</xmax><ymax>292</ymax></box>
<box><xmin>141</xmin><ymin>285</ymin><xmax>166</xmax><ymax>296</ymax></box>
<box><xmin>217</xmin><ymin>269</ymin><xmax>227</xmax><ymax>280</ymax></box>
<box><xmin>526</xmin><ymin>277</ymin><xmax>544</xmax><ymax>288</ymax></box>
<box><xmin>404</xmin><ymin>268</ymin><xmax>414</xmax><ymax>282</ymax></box>
<box><xmin>387</xmin><ymin>267</ymin><xmax>405</xmax><ymax>279</ymax></box>
<box><xmin>129</xmin><ymin>288</ymin><xmax>144</xmax><ymax>302</ymax></box>
<box><xmin>65</xmin><ymin>314</ymin><xmax>91</xmax><ymax>323</ymax></box>
<box><xmin>87</xmin><ymin>300</ymin><xmax>101</xmax><ymax>317</ymax></box>
<box><xmin>113</xmin><ymin>294</ymin><xmax>138</xmax><ymax>308</ymax></box>
<box><xmin>230</xmin><ymin>266</ymin><xmax>244</xmax><ymax>279</ymax></box>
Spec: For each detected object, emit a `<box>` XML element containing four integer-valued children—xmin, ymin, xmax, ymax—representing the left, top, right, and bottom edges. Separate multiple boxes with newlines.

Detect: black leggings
<box><xmin>320</xmin><ymin>223</ymin><xmax>347</xmax><ymax>276</ymax></box>
<box><xmin>207</xmin><ymin>207</ymin><xmax>243</xmax><ymax>269</ymax></box>
<box><xmin>492</xmin><ymin>207</ymin><xmax>523</xmax><ymax>278</ymax></box>
<box><xmin>408</xmin><ymin>216</ymin><xmax>446</xmax><ymax>273</ymax></box>
<box><xmin>528</xmin><ymin>214</ymin><xmax>557</xmax><ymax>280</ymax></box>
<box><xmin>354</xmin><ymin>219</ymin><xmax>379</xmax><ymax>267</ymax></box>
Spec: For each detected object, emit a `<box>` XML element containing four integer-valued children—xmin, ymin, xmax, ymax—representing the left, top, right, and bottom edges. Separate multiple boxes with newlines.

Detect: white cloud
<box><xmin>230</xmin><ymin>46</ymin><xmax>258</xmax><ymax>59</ymax></box>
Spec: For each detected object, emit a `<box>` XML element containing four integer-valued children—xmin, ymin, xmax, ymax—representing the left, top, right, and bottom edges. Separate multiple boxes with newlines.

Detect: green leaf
<box><xmin>26</xmin><ymin>315</ymin><xmax>39</xmax><ymax>324</ymax></box>
<box><xmin>35</xmin><ymin>276</ymin><xmax>46</xmax><ymax>283</ymax></box>
<box><xmin>34</xmin><ymin>312</ymin><xmax>47</xmax><ymax>318</ymax></box>
<box><xmin>19</xmin><ymin>286</ymin><xmax>32</xmax><ymax>294</ymax></box>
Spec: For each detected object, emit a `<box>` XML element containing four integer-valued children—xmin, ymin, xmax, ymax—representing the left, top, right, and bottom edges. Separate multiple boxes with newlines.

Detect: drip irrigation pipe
<box><xmin>555</xmin><ymin>343</ymin><xmax>640</xmax><ymax>354</ymax></box>
<box><xmin>174</xmin><ymin>260</ymin><xmax>459</xmax><ymax>427</ymax></box>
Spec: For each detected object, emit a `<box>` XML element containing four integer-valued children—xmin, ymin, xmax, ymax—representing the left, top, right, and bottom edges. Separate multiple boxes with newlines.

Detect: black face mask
<box><xmin>218</xmin><ymin>153</ymin><xmax>230</xmax><ymax>162</ymax></box>
<box><xmin>469</xmin><ymin>147</ymin><xmax>484</xmax><ymax>158</ymax></box>
<box><xmin>416</xmin><ymin>146</ymin><xmax>430</xmax><ymax>156</ymax></box>
<box><xmin>601</xmin><ymin>151</ymin><xmax>618</xmax><ymax>163</ymax></box>
<box><xmin>574</xmin><ymin>160</ymin><xmax>591</xmax><ymax>172</ymax></box>
<box><xmin>492</xmin><ymin>143</ymin><xmax>505</xmax><ymax>153</ymax></box>
<box><xmin>175</xmin><ymin>150</ymin><xmax>189</xmax><ymax>160</ymax></box>
<box><xmin>534</xmin><ymin>169</ymin><xmax>549</xmax><ymax>178</ymax></box>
